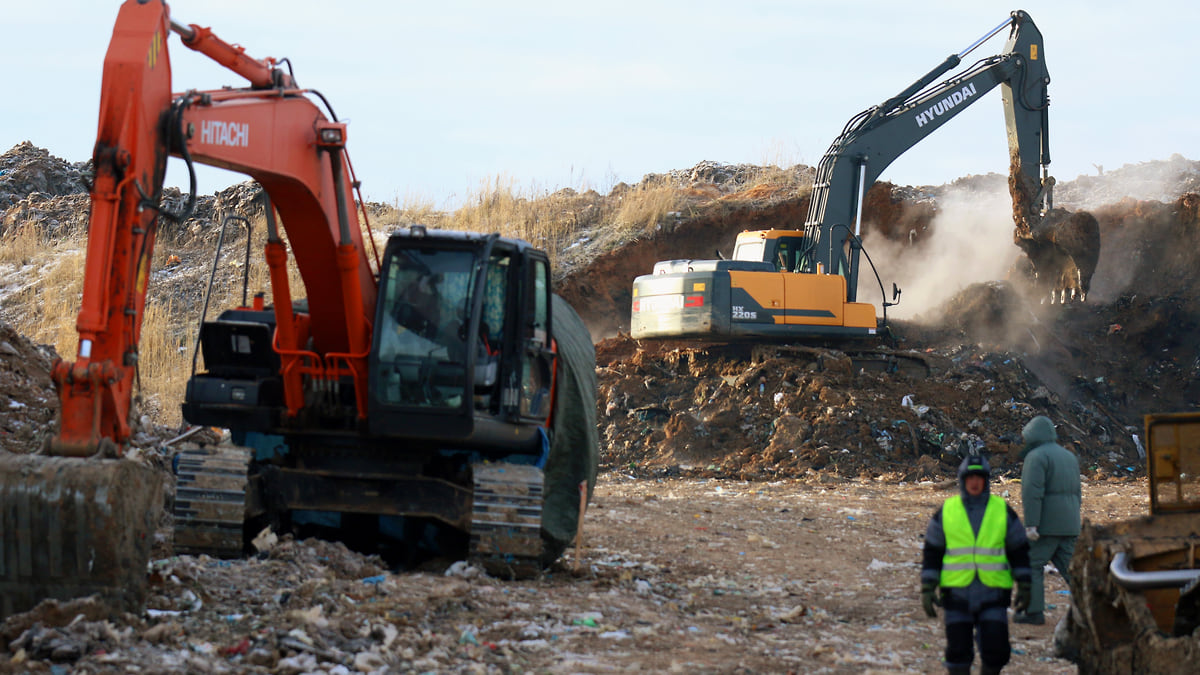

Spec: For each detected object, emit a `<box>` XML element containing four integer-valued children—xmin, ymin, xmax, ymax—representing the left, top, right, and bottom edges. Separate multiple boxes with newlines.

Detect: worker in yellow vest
<box><xmin>921</xmin><ymin>454</ymin><xmax>1032</xmax><ymax>675</ymax></box>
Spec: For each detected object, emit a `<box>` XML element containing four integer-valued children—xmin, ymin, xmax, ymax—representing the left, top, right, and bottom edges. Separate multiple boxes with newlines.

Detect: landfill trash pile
<box><xmin>592</xmin><ymin>276</ymin><xmax>1199</xmax><ymax>483</ymax></box>
<box><xmin>582</xmin><ymin>164</ymin><xmax>1200</xmax><ymax>483</ymax></box>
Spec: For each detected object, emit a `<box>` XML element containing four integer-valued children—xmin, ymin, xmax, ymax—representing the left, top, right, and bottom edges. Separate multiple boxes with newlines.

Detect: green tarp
<box><xmin>539</xmin><ymin>294</ymin><xmax>599</xmax><ymax>561</ymax></box>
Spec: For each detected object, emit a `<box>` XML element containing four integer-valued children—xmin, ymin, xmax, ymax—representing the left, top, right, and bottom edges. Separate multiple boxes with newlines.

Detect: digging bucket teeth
<box><xmin>0</xmin><ymin>454</ymin><xmax>163</xmax><ymax>619</ymax></box>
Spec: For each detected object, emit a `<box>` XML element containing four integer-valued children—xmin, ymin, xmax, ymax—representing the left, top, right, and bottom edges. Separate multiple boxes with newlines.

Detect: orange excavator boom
<box><xmin>51</xmin><ymin>0</ymin><xmax>378</xmax><ymax>457</ymax></box>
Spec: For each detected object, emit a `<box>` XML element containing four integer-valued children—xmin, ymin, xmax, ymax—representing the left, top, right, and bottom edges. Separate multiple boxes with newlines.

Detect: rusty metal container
<box><xmin>1064</xmin><ymin>413</ymin><xmax>1200</xmax><ymax>672</ymax></box>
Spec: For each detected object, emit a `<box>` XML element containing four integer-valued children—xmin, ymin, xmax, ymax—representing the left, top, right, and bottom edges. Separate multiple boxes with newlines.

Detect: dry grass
<box><xmin>7</xmin><ymin>239</ymin><xmax>86</xmax><ymax>352</ymax></box>
<box><xmin>611</xmin><ymin>177</ymin><xmax>690</xmax><ymax>236</ymax></box>
<box><xmin>388</xmin><ymin>175</ymin><xmax>609</xmax><ymax>255</ymax></box>
<box><xmin>0</xmin><ymin>222</ymin><xmax>58</xmax><ymax>267</ymax></box>
<box><xmin>386</xmin><ymin>174</ymin><xmax>702</xmax><ymax>274</ymax></box>
<box><xmin>135</xmin><ymin>297</ymin><xmax>190</xmax><ymax>423</ymax></box>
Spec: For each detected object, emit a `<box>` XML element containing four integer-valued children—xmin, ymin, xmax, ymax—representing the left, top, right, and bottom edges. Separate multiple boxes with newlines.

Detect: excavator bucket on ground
<box><xmin>0</xmin><ymin>454</ymin><xmax>162</xmax><ymax>618</ymax></box>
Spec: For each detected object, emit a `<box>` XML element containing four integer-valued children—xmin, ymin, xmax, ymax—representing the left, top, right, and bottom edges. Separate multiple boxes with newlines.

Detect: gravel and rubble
<box><xmin>0</xmin><ymin>476</ymin><xmax>1148</xmax><ymax>674</ymax></box>
<box><xmin>593</xmin><ymin>262</ymin><xmax>1200</xmax><ymax>484</ymax></box>
<box><xmin>0</xmin><ymin>141</ymin><xmax>273</xmax><ymax>242</ymax></box>
<box><xmin>0</xmin><ymin>143</ymin><xmax>90</xmax><ymax>211</ymax></box>
<box><xmin>637</xmin><ymin>159</ymin><xmax>817</xmax><ymax>199</ymax></box>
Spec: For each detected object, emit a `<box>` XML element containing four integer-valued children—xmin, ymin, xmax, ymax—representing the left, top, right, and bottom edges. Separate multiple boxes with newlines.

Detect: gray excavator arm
<box><xmin>799</xmin><ymin>10</ymin><xmax>1055</xmax><ymax>300</ymax></box>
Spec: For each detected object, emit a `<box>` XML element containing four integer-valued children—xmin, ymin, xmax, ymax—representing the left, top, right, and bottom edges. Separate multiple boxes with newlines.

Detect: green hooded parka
<box><xmin>1020</xmin><ymin>416</ymin><xmax>1082</xmax><ymax>535</ymax></box>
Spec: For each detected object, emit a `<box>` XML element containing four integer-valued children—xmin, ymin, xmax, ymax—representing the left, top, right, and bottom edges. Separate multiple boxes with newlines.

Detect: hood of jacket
<box><xmin>1021</xmin><ymin>415</ymin><xmax>1058</xmax><ymax>458</ymax></box>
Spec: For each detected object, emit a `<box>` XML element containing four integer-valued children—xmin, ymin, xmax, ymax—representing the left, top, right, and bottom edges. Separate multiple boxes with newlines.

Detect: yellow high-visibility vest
<box><xmin>939</xmin><ymin>495</ymin><xmax>1013</xmax><ymax>588</ymax></box>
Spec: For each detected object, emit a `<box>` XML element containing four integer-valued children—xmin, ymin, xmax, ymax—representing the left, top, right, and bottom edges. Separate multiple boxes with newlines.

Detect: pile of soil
<box><xmin>0</xmin><ymin>322</ymin><xmax>58</xmax><ymax>454</ymax></box>
<box><xmin>592</xmin><ymin>298</ymin><xmax>1150</xmax><ymax>483</ymax></box>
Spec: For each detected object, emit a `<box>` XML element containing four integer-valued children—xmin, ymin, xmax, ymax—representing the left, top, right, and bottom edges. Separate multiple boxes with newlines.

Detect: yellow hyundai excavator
<box><xmin>631</xmin><ymin>10</ymin><xmax>1100</xmax><ymax>341</ymax></box>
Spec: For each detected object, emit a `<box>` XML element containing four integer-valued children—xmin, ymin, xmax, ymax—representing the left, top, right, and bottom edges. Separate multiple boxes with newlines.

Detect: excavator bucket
<box><xmin>1010</xmin><ymin>156</ymin><xmax>1102</xmax><ymax>303</ymax></box>
<box><xmin>0</xmin><ymin>454</ymin><xmax>162</xmax><ymax>619</ymax></box>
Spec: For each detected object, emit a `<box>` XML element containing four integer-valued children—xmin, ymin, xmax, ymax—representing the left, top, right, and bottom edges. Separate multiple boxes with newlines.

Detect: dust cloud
<box><xmin>863</xmin><ymin>186</ymin><xmax>1019</xmax><ymax>322</ymax></box>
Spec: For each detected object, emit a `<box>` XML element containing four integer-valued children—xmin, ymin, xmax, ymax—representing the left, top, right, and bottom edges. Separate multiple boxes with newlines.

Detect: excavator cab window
<box><xmin>732</xmin><ymin>235</ymin><xmax>805</xmax><ymax>272</ymax></box>
<box><xmin>371</xmin><ymin>239</ymin><xmax>552</xmax><ymax>425</ymax></box>
<box><xmin>772</xmin><ymin>236</ymin><xmax>804</xmax><ymax>273</ymax></box>
<box><xmin>376</xmin><ymin>247</ymin><xmax>475</xmax><ymax>409</ymax></box>
<box><xmin>473</xmin><ymin>252</ymin><xmax>510</xmax><ymax>411</ymax></box>
<box><xmin>481</xmin><ymin>255</ymin><xmax>509</xmax><ymax>354</ymax></box>
<box><xmin>517</xmin><ymin>256</ymin><xmax>552</xmax><ymax>421</ymax></box>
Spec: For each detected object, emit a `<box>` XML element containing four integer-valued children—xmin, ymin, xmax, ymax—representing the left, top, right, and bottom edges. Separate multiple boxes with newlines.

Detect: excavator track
<box><xmin>751</xmin><ymin>343</ymin><xmax>934</xmax><ymax>378</ymax></box>
<box><xmin>843</xmin><ymin>349</ymin><xmax>934</xmax><ymax>378</ymax></box>
<box><xmin>469</xmin><ymin>463</ymin><xmax>544</xmax><ymax>579</ymax></box>
<box><xmin>173</xmin><ymin>445</ymin><xmax>250</xmax><ymax>558</ymax></box>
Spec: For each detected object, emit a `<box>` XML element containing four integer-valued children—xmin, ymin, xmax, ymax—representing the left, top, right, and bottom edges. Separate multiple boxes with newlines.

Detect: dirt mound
<box><xmin>0</xmin><ymin>142</ymin><xmax>92</xmax><ymax>239</ymax></box>
<box><xmin>0</xmin><ymin>142</ymin><xmax>284</xmax><ymax>245</ymax></box>
<box><xmin>932</xmin><ymin>281</ymin><xmax>1033</xmax><ymax>341</ymax></box>
<box><xmin>1090</xmin><ymin>193</ymin><xmax>1200</xmax><ymax>302</ymax></box>
<box><xmin>0</xmin><ymin>142</ymin><xmax>90</xmax><ymax>209</ymax></box>
<box><xmin>0</xmin><ymin>322</ymin><xmax>59</xmax><ymax>454</ymax></box>
<box><xmin>591</xmin><ymin>195</ymin><xmax>1200</xmax><ymax>481</ymax></box>
<box><xmin>595</xmin><ymin>311</ymin><xmax>1136</xmax><ymax>484</ymax></box>
<box><xmin>642</xmin><ymin>159</ymin><xmax>813</xmax><ymax>197</ymax></box>
<box><xmin>595</xmin><ymin>280</ymin><xmax>1197</xmax><ymax>486</ymax></box>
<box><xmin>1054</xmin><ymin>154</ymin><xmax>1200</xmax><ymax>209</ymax></box>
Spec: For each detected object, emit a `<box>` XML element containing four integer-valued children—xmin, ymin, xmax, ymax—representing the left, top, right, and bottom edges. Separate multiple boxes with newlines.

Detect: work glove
<box><xmin>921</xmin><ymin>581</ymin><xmax>940</xmax><ymax>618</ymax></box>
<box><xmin>1014</xmin><ymin>581</ymin><xmax>1032</xmax><ymax>613</ymax></box>
<box><xmin>1025</xmin><ymin>526</ymin><xmax>1040</xmax><ymax>542</ymax></box>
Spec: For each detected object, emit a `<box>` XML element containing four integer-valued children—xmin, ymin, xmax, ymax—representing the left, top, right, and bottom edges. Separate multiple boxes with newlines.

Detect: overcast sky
<box><xmin>2</xmin><ymin>1</ymin><xmax>1195</xmax><ymax>208</ymax></box>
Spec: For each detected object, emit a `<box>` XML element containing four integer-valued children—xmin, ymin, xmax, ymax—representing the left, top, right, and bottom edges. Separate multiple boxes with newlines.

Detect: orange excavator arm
<box><xmin>50</xmin><ymin>0</ymin><xmax>378</xmax><ymax>456</ymax></box>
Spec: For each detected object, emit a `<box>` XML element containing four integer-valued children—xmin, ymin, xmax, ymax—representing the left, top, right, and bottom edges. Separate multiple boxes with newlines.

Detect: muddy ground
<box><xmin>0</xmin><ymin>144</ymin><xmax>1199</xmax><ymax>672</ymax></box>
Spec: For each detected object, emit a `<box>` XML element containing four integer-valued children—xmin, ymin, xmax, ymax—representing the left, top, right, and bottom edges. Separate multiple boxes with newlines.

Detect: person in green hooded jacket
<box><xmin>1016</xmin><ymin>415</ymin><xmax>1081</xmax><ymax>625</ymax></box>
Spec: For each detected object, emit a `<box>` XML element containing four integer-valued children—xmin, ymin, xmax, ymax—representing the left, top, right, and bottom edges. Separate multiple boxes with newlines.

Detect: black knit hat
<box><xmin>962</xmin><ymin>454</ymin><xmax>991</xmax><ymax>479</ymax></box>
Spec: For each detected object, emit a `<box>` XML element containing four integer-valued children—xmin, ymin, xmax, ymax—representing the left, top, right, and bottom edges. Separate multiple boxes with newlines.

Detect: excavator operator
<box><xmin>395</xmin><ymin>271</ymin><xmax>443</xmax><ymax>341</ymax></box>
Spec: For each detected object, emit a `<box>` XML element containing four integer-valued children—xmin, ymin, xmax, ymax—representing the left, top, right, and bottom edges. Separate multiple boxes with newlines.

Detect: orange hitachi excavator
<box><xmin>0</xmin><ymin>0</ymin><xmax>597</xmax><ymax>617</ymax></box>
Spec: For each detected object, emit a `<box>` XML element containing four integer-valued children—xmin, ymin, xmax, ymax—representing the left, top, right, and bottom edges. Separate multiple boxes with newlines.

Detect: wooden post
<box><xmin>574</xmin><ymin>480</ymin><xmax>588</xmax><ymax>573</ymax></box>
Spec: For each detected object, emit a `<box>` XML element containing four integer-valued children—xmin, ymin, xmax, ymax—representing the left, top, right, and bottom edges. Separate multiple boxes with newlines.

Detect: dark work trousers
<box><xmin>944</xmin><ymin>604</ymin><xmax>1010</xmax><ymax>671</ymax></box>
<box><xmin>1028</xmin><ymin>534</ymin><xmax>1075</xmax><ymax>615</ymax></box>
